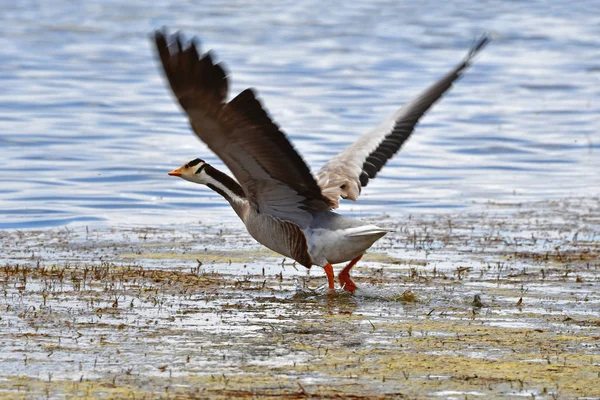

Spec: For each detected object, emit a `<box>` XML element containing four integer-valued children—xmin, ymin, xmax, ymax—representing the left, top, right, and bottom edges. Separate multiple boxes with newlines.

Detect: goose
<box><xmin>154</xmin><ymin>29</ymin><xmax>489</xmax><ymax>293</ymax></box>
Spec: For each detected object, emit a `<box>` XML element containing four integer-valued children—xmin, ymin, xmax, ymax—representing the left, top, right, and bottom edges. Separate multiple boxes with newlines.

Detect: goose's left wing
<box><xmin>154</xmin><ymin>29</ymin><xmax>335</xmax><ymax>224</ymax></box>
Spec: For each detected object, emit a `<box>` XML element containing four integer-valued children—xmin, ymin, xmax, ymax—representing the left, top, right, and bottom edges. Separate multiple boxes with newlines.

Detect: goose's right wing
<box><xmin>154</xmin><ymin>29</ymin><xmax>334</xmax><ymax>225</ymax></box>
<box><xmin>316</xmin><ymin>35</ymin><xmax>490</xmax><ymax>208</ymax></box>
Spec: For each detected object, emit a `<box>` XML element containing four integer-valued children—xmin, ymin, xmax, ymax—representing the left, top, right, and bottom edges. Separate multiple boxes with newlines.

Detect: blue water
<box><xmin>1</xmin><ymin>1</ymin><xmax>599</xmax><ymax>229</ymax></box>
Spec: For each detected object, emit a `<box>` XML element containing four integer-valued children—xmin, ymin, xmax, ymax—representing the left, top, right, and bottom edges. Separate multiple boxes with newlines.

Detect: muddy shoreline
<box><xmin>1</xmin><ymin>198</ymin><xmax>599</xmax><ymax>399</ymax></box>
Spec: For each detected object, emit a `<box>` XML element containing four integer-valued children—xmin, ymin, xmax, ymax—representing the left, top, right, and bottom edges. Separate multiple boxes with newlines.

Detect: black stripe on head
<box><xmin>194</xmin><ymin>163</ymin><xmax>207</xmax><ymax>174</ymax></box>
<box><xmin>186</xmin><ymin>158</ymin><xmax>204</xmax><ymax>168</ymax></box>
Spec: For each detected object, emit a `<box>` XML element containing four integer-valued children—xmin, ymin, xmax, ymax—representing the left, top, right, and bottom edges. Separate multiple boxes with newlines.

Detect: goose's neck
<box><xmin>204</xmin><ymin>165</ymin><xmax>248</xmax><ymax>219</ymax></box>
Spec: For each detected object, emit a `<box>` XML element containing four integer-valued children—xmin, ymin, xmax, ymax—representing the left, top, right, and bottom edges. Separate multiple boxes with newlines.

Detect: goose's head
<box><xmin>168</xmin><ymin>158</ymin><xmax>208</xmax><ymax>184</ymax></box>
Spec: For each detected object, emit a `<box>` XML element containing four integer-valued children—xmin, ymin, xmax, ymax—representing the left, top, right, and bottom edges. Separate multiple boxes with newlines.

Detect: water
<box><xmin>1</xmin><ymin>0</ymin><xmax>599</xmax><ymax>229</ymax></box>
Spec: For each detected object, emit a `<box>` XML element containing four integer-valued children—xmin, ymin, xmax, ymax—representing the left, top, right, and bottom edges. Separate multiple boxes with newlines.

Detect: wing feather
<box><xmin>154</xmin><ymin>29</ymin><xmax>334</xmax><ymax>224</ymax></box>
<box><xmin>316</xmin><ymin>35</ymin><xmax>490</xmax><ymax>208</ymax></box>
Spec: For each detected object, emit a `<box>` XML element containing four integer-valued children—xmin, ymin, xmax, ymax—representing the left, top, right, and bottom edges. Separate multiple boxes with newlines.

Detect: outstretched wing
<box><xmin>154</xmin><ymin>29</ymin><xmax>334</xmax><ymax>224</ymax></box>
<box><xmin>316</xmin><ymin>35</ymin><xmax>490</xmax><ymax>208</ymax></box>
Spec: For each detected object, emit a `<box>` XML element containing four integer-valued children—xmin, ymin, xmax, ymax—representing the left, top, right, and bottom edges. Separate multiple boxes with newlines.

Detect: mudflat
<box><xmin>1</xmin><ymin>198</ymin><xmax>598</xmax><ymax>399</ymax></box>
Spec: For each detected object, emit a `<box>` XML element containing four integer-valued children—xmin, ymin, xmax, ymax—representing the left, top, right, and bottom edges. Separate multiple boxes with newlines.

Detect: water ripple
<box><xmin>1</xmin><ymin>0</ymin><xmax>599</xmax><ymax>229</ymax></box>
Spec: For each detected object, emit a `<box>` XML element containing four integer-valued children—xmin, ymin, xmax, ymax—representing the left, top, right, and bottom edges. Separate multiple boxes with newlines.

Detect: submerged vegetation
<box><xmin>0</xmin><ymin>198</ymin><xmax>598</xmax><ymax>398</ymax></box>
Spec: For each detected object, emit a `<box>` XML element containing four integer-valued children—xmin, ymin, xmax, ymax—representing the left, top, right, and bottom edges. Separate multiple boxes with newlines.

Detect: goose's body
<box><xmin>168</xmin><ymin>159</ymin><xmax>389</xmax><ymax>288</ymax></box>
<box><xmin>156</xmin><ymin>30</ymin><xmax>489</xmax><ymax>292</ymax></box>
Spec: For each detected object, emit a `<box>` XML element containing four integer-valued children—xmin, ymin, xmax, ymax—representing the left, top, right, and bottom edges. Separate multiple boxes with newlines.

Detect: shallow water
<box><xmin>0</xmin><ymin>199</ymin><xmax>598</xmax><ymax>398</ymax></box>
<box><xmin>1</xmin><ymin>1</ymin><xmax>599</xmax><ymax>229</ymax></box>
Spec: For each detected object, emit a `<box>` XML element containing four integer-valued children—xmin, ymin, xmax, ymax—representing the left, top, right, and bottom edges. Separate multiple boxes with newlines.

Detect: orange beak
<box><xmin>168</xmin><ymin>167</ymin><xmax>182</xmax><ymax>177</ymax></box>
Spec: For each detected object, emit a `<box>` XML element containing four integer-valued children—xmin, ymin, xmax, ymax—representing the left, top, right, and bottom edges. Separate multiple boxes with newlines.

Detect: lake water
<box><xmin>1</xmin><ymin>0</ymin><xmax>599</xmax><ymax>230</ymax></box>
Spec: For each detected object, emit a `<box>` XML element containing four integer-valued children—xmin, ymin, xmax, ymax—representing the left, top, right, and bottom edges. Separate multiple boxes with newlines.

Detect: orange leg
<box><xmin>338</xmin><ymin>254</ymin><xmax>363</xmax><ymax>293</ymax></box>
<box><xmin>323</xmin><ymin>263</ymin><xmax>335</xmax><ymax>291</ymax></box>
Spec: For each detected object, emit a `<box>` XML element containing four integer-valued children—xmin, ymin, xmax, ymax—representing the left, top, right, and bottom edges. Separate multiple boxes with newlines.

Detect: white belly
<box><xmin>303</xmin><ymin>225</ymin><xmax>389</xmax><ymax>266</ymax></box>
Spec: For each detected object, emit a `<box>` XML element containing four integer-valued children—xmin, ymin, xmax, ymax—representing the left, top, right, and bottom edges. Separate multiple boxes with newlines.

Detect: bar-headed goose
<box><xmin>154</xmin><ymin>29</ymin><xmax>489</xmax><ymax>293</ymax></box>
